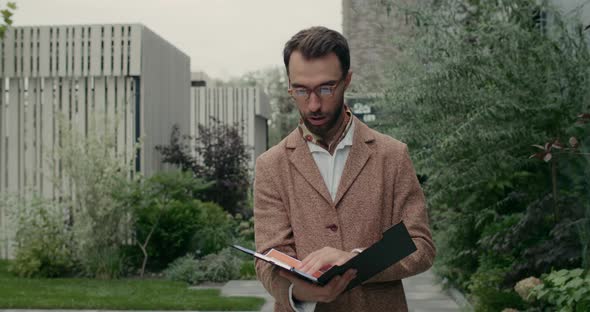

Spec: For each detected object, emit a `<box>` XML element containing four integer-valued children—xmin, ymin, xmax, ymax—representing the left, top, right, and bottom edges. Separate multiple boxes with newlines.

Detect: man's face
<box><xmin>288</xmin><ymin>51</ymin><xmax>351</xmax><ymax>137</ymax></box>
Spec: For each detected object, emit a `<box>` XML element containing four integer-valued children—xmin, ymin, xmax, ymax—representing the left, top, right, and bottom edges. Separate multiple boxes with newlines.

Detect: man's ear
<box><xmin>343</xmin><ymin>70</ymin><xmax>353</xmax><ymax>91</ymax></box>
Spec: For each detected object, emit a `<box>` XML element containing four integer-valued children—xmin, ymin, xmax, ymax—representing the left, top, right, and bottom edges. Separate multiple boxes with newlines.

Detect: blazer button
<box><xmin>326</xmin><ymin>224</ymin><xmax>338</xmax><ymax>232</ymax></box>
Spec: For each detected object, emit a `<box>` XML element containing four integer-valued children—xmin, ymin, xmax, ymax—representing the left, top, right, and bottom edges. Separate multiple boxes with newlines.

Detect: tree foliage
<box><xmin>122</xmin><ymin>171</ymin><xmax>225</xmax><ymax>273</ymax></box>
<box><xmin>156</xmin><ymin>120</ymin><xmax>251</xmax><ymax>215</ymax></box>
<box><xmin>0</xmin><ymin>1</ymin><xmax>16</xmax><ymax>39</ymax></box>
<box><xmin>378</xmin><ymin>0</ymin><xmax>590</xmax><ymax>308</ymax></box>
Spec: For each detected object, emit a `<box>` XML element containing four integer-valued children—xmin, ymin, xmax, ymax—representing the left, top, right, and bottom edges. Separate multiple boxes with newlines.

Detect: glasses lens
<box><xmin>318</xmin><ymin>86</ymin><xmax>333</xmax><ymax>96</ymax></box>
<box><xmin>294</xmin><ymin>89</ymin><xmax>308</xmax><ymax>97</ymax></box>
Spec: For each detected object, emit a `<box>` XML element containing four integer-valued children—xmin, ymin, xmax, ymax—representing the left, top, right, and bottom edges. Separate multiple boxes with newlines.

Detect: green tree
<box><xmin>0</xmin><ymin>1</ymin><xmax>16</xmax><ymax>39</ymax></box>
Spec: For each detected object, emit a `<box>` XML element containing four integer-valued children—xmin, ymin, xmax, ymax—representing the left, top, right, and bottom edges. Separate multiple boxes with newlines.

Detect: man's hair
<box><xmin>283</xmin><ymin>26</ymin><xmax>350</xmax><ymax>78</ymax></box>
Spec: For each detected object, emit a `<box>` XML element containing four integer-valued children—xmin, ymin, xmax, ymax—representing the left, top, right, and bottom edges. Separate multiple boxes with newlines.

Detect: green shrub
<box><xmin>164</xmin><ymin>248</ymin><xmax>242</xmax><ymax>285</ymax></box>
<box><xmin>468</xmin><ymin>253</ymin><xmax>525</xmax><ymax>312</ymax></box>
<box><xmin>6</xmin><ymin>195</ymin><xmax>74</xmax><ymax>278</ymax></box>
<box><xmin>57</xmin><ymin>115</ymin><xmax>136</xmax><ymax>279</ymax></box>
<box><xmin>136</xmin><ymin>199</ymin><xmax>203</xmax><ymax>270</ymax></box>
<box><xmin>193</xmin><ymin>202</ymin><xmax>234</xmax><ymax>257</ymax></box>
<box><xmin>531</xmin><ymin>269</ymin><xmax>590</xmax><ymax>312</ymax></box>
<box><xmin>163</xmin><ymin>254</ymin><xmax>202</xmax><ymax>285</ymax></box>
<box><xmin>239</xmin><ymin>260</ymin><xmax>256</xmax><ymax>280</ymax></box>
<box><xmin>195</xmin><ymin>248</ymin><xmax>242</xmax><ymax>283</ymax></box>
<box><xmin>128</xmin><ymin>171</ymin><xmax>211</xmax><ymax>272</ymax></box>
<box><xmin>233</xmin><ymin>214</ymin><xmax>255</xmax><ymax>245</ymax></box>
<box><xmin>128</xmin><ymin>171</ymin><xmax>234</xmax><ymax>272</ymax></box>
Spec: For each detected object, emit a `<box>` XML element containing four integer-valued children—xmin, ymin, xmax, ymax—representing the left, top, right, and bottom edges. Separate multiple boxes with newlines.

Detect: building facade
<box><xmin>0</xmin><ymin>24</ymin><xmax>191</xmax><ymax>258</ymax></box>
<box><xmin>342</xmin><ymin>0</ymin><xmax>417</xmax><ymax>94</ymax></box>
<box><xmin>190</xmin><ymin>83</ymin><xmax>270</xmax><ymax>169</ymax></box>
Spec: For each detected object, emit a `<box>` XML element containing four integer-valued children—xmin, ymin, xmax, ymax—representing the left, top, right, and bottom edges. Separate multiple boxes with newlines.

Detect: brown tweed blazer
<box><xmin>254</xmin><ymin>117</ymin><xmax>436</xmax><ymax>312</ymax></box>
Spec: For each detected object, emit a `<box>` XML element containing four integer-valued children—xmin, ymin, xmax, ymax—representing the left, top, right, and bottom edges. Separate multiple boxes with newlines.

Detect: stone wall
<box><xmin>342</xmin><ymin>0</ymin><xmax>417</xmax><ymax>93</ymax></box>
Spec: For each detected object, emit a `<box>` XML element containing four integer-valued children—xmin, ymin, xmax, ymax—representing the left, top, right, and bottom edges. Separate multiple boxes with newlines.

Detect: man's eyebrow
<box><xmin>290</xmin><ymin>80</ymin><xmax>339</xmax><ymax>88</ymax></box>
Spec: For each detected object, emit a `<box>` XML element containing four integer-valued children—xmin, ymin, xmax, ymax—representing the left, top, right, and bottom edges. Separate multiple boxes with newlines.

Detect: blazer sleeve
<box><xmin>253</xmin><ymin>155</ymin><xmax>297</xmax><ymax>312</ymax></box>
<box><xmin>366</xmin><ymin>144</ymin><xmax>436</xmax><ymax>283</ymax></box>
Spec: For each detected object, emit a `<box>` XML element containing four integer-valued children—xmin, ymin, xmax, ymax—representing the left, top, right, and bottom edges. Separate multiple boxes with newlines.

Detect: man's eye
<box><xmin>294</xmin><ymin>89</ymin><xmax>308</xmax><ymax>96</ymax></box>
<box><xmin>318</xmin><ymin>86</ymin><xmax>333</xmax><ymax>95</ymax></box>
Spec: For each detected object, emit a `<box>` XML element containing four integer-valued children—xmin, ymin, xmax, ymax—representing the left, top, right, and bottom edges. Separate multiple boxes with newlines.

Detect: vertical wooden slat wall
<box><xmin>190</xmin><ymin>87</ymin><xmax>269</xmax><ymax>170</ymax></box>
<box><xmin>0</xmin><ymin>25</ymin><xmax>140</xmax><ymax>258</ymax></box>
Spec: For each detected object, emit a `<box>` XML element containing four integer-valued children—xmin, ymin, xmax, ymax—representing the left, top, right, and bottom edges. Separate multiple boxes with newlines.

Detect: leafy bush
<box><xmin>470</xmin><ymin>268</ymin><xmax>526</xmax><ymax>312</ymax></box>
<box><xmin>230</xmin><ymin>213</ymin><xmax>255</xmax><ymax>251</ymax></box>
<box><xmin>163</xmin><ymin>254</ymin><xmax>201</xmax><ymax>285</ymax></box>
<box><xmin>57</xmin><ymin>115</ymin><xmax>136</xmax><ymax>279</ymax></box>
<box><xmin>531</xmin><ymin>269</ymin><xmax>590</xmax><ymax>311</ymax></box>
<box><xmin>479</xmin><ymin>195</ymin><xmax>584</xmax><ymax>285</ymax></box>
<box><xmin>194</xmin><ymin>248</ymin><xmax>242</xmax><ymax>283</ymax></box>
<box><xmin>164</xmin><ymin>248</ymin><xmax>242</xmax><ymax>285</ymax></box>
<box><xmin>156</xmin><ymin>120</ymin><xmax>251</xmax><ymax>215</ymax></box>
<box><xmin>192</xmin><ymin>202</ymin><xmax>234</xmax><ymax>257</ymax></box>
<box><xmin>6</xmin><ymin>195</ymin><xmax>74</xmax><ymax>277</ymax></box>
<box><xmin>127</xmin><ymin>171</ymin><xmax>235</xmax><ymax>272</ymax></box>
<box><xmin>468</xmin><ymin>253</ymin><xmax>525</xmax><ymax>312</ymax></box>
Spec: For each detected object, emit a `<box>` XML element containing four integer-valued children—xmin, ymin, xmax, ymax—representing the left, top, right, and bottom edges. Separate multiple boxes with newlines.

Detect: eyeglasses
<box><xmin>288</xmin><ymin>78</ymin><xmax>344</xmax><ymax>102</ymax></box>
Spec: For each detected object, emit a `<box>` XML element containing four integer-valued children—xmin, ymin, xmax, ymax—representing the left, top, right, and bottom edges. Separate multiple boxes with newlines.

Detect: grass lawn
<box><xmin>0</xmin><ymin>260</ymin><xmax>264</xmax><ymax>310</ymax></box>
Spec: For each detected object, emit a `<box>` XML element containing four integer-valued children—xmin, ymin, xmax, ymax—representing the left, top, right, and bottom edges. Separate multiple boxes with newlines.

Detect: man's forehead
<box><xmin>288</xmin><ymin>51</ymin><xmax>343</xmax><ymax>84</ymax></box>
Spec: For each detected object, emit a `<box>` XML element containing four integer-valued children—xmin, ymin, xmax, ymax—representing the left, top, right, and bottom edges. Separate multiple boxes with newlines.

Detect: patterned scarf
<box><xmin>298</xmin><ymin>105</ymin><xmax>353</xmax><ymax>151</ymax></box>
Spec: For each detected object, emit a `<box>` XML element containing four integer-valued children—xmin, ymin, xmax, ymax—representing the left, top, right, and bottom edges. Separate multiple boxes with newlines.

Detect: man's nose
<box><xmin>308</xmin><ymin>92</ymin><xmax>321</xmax><ymax>113</ymax></box>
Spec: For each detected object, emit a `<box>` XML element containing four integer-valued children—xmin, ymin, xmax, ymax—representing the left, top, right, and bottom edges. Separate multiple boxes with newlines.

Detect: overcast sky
<box><xmin>13</xmin><ymin>0</ymin><xmax>342</xmax><ymax>80</ymax></box>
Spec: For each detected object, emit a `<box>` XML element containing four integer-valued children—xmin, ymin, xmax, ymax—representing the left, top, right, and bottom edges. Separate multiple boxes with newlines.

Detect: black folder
<box><xmin>233</xmin><ymin>221</ymin><xmax>417</xmax><ymax>290</ymax></box>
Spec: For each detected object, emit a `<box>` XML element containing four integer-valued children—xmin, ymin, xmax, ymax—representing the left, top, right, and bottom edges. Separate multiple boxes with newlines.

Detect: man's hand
<box><xmin>279</xmin><ymin>268</ymin><xmax>357</xmax><ymax>303</ymax></box>
<box><xmin>299</xmin><ymin>247</ymin><xmax>357</xmax><ymax>275</ymax></box>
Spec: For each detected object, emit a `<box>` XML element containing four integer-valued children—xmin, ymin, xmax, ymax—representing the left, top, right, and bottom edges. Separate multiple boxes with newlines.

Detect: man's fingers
<box><xmin>301</xmin><ymin>256</ymin><xmax>323</xmax><ymax>273</ymax></box>
<box><xmin>333</xmin><ymin>269</ymin><xmax>357</xmax><ymax>296</ymax></box>
<box><xmin>303</xmin><ymin>259</ymin><xmax>324</xmax><ymax>275</ymax></box>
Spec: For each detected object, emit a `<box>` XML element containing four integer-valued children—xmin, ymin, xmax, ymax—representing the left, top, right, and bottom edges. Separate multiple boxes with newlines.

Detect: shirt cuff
<box><xmin>288</xmin><ymin>283</ymin><xmax>317</xmax><ymax>312</ymax></box>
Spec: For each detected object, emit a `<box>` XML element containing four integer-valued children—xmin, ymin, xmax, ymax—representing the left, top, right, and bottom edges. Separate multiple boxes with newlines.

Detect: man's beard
<box><xmin>302</xmin><ymin>102</ymin><xmax>344</xmax><ymax>138</ymax></box>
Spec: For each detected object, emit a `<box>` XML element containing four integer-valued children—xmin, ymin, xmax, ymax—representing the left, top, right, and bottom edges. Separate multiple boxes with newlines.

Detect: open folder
<box><xmin>232</xmin><ymin>221</ymin><xmax>417</xmax><ymax>290</ymax></box>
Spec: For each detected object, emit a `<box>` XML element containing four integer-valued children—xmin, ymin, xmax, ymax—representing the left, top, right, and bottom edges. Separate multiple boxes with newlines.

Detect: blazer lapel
<box><xmin>334</xmin><ymin>118</ymin><xmax>375</xmax><ymax>207</ymax></box>
<box><xmin>286</xmin><ymin>130</ymin><xmax>333</xmax><ymax>205</ymax></box>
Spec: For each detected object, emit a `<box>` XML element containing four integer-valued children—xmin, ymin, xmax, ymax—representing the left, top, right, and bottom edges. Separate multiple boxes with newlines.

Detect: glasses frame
<box><xmin>287</xmin><ymin>77</ymin><xmax>345</xmax><ymax>103</ymax></box>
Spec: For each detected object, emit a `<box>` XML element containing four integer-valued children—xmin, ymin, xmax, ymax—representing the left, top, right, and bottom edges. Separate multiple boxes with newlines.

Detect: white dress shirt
<box><xmin>288</xmin><ymin>120</ymin><xmax>356</xmax><ymax>312</ymax></box>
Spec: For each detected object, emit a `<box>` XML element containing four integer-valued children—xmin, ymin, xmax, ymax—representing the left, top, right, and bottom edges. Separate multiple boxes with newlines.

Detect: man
<box><xmin>254</xmin><ymin>26</ymin><xmax>435</xmax><ymax>312</ymax></box>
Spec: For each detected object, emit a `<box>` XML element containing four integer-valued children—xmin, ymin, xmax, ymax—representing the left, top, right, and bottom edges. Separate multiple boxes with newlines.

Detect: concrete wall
<box><xmin>139</xmin><ymin>26</ymin><xmax>191</xmax><ymax>176</ymax></box>
<box><xmin>342</xmin><ymin>0</ymin><xmax>417</xmax><ymax>93</ymax></box>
